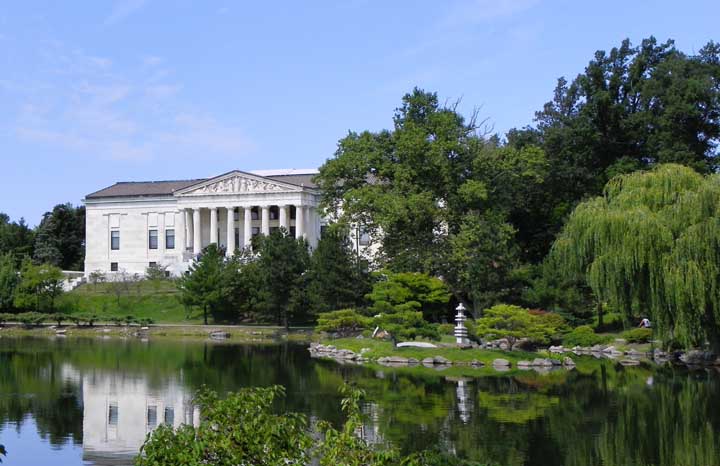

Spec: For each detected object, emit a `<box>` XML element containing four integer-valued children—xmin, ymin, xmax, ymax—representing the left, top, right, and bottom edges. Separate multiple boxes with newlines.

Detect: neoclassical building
<box><xmin>84</xmin><ymin>169</ymin><xmax>325</xmax><ymax>276</ymax></box>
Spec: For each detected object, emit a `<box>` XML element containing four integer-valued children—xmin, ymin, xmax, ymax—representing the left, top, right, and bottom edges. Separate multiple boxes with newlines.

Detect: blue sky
<box><xmin>1</xmin><ymin>0</ymin><xmax>718</xmax><ymax>225</ymax></box>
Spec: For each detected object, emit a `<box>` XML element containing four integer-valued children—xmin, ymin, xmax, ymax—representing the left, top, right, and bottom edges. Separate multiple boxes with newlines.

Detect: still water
<box><xmin>0</xmin><ymin>336</ymin><xmax>718</xmax><ymax>466</ymax></box>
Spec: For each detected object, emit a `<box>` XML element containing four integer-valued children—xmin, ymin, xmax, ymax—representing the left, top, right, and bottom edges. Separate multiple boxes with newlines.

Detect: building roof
<box><xmin>85</xmin><ymin>170</ymin><xmax>318</xmax><ymax>199</ymax></box>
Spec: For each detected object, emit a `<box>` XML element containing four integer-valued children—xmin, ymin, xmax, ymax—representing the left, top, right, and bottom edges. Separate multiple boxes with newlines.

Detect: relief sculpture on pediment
<box><xmin>194</xmin><ymin>176</ymin><xmax>286</xmax><ymax>194</ymax></box>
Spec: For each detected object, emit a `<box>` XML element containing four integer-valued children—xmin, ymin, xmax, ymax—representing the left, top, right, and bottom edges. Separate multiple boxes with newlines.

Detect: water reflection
<box><xmin>0</xmin><ymin>337</ymin><xmax>718</xmax><ymax>466</ymax></box>
<box><xmin>81</xmin><ymin>370</ymin><xmax>199</xmax><ymax>464</ymax></box>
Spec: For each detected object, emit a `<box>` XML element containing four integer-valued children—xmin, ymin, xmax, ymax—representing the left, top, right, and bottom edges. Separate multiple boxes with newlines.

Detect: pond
<box><xmin>0</xmin><ymin>336</ymin><xmax>718</xmax><ymax>466</ymax></box>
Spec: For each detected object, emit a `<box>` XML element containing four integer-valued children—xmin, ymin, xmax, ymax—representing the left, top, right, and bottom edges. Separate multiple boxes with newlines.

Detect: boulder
<box><xmin>386</xmin><ymin>356</ymin><xmax>409</xmax><ymax>364</ymax></box>
<box><xmin>620</xmin><ymin>359</ymin><xmax>641</xmax><ymax>366</ymax></box>
<box><xmin>470</xmin><ymin>359</ymin><xmax>484</xmax><ymax>367</ymax></box>
<box><xmin>548</xmin><ymin>345</ymin><xmax>564</xmax><ymax>353</ymax></box>
<box><xmin>590</xmin><ymin>344</ymin><xmax>604</xmax><ymax>352</ymax></box>
<box><xmin>563</xmin><ymin>357</ymin><xmax>575</xmax><ymax>367</ymax></box>
<box><xmin>549</xmin><ymin>358</ymin><xmax>562</xmax><ymax>366</ymax></box>
<box><xmin>492</xmin><ymin>358</ymin><xmax>511</xmax><ymax>367</ymax></box>
<box><xmin>433</xmin><ymin>356</ymin><xmax>452</xmax><ymax>365</ymax></box>
<box><xmin>532</xmin><ymin>358</ymin><xmax>553</xmax><ymax>367</ymax></box>
<box><xmin>422</xmin><ymin>357</ymin><xmax>436</xmax><ymax>366</ymax></box>
<box><xmin>407</xmin><ymin>358</ymin><xmax>420</xmax><ymax>365</ymax></box>
<box><xmin>517</xmin><ymin>360</ymin><xmax>532</xmax><ymax>368</ymax></box>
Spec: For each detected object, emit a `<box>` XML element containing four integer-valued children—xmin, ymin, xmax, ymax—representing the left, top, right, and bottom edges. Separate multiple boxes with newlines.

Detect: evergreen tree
<box><xmin>305</xmin><ymin>228</ymin><xmax>370</xmax><ymax>316</ymax></box>
<box><xmin>177</xmin><ymin>244</ymin><xmax>228</xmax><ymax>325</ymax></box>
<box><xmin>33</xmin><ymin>204</ymin><xmax>85</xmax><ymax>270</ymax></box>
<box><xmin>253</xmin><ymin>228</ymin><xmax>310</xmax><ymax>328</ymax></box>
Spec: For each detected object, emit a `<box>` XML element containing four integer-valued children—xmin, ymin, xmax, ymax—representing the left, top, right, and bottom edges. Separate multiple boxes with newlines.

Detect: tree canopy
<box><xmin>550</xmin><ymin>164</ymin><xmax>720</xmax><ymax>349</ymax></box>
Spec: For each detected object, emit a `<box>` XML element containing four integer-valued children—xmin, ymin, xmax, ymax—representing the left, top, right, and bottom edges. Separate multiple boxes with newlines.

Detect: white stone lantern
<box><xmin>454</xmin><ymin>303</ymin><xmax>469</xmax><ymax>345</ymax></box>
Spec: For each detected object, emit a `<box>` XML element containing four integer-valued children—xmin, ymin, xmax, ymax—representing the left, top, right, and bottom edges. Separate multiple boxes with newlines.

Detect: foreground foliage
<box><xmin>135</xmin><ymin>385</ymin><xmax>478</xmax><ymax>466</ymax></box>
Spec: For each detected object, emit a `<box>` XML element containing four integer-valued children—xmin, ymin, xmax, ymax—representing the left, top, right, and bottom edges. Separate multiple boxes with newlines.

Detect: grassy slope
<box><xmin>61</xmin><ymin>280</ymin><xmax>201</xmax><ymax>324</ymax></box>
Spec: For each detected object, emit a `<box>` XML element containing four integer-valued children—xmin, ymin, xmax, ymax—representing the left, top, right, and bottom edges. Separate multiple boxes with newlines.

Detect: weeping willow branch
<box><xmin>550</xmin><ymin>164</ymin><xmax>720</xmax><ymax>349</ymax></box>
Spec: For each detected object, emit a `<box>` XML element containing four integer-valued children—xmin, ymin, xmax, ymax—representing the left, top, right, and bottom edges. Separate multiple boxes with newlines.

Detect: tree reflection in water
<box><xmin>0</xmin><ymin>336</ymin><xmax>718</xmax><ymax>466</ymax></box>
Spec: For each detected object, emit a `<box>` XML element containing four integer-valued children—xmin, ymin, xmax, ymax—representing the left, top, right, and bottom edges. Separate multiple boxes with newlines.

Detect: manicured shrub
<box><xmin>475</xmin><ymin>304</ymin><xmax>567</xmax><ymax>348</ymax></box>
<box><xmin>0</xmin><ymin>313</ymin><xmax>12</xmax><ymax>326</ymax></box>
<box><xmin>622</xmin><ymin>327</ymin><xmax>653</xmax><ymax>343</ymax></box>
<box><xmin>138</xmin><ymin>318</ymin><xmax>154</xmax><ymax>326</ymax></box>
<box><xmin>563</xmin><ymin>325</ymin><xmax>609</xmax><ymax>347</ymax></box>
<box><xmin>316</xmin><ymin>309</ymin><xmax>372</xmax><ymax>336</ymax></box>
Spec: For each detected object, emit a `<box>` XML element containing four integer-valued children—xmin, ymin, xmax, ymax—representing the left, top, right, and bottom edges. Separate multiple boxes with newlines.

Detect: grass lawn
<box><xmin>60</xmin><ymin>280</ymin><xmax>201</xmax><ymax>324</ymax></box>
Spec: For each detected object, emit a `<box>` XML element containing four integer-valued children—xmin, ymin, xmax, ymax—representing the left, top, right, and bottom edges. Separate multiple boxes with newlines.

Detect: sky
<box><xmin>1</xmin><ymin>0</ymin><xmax>718</xmax><ymax>226</ymax></box>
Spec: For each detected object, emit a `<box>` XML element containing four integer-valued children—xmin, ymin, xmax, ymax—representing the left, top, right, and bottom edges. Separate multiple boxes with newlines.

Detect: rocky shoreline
<box><xmin>309</xmin><ymin>341</ymin><xmax>720</xmax><ymax>373</ymax></box>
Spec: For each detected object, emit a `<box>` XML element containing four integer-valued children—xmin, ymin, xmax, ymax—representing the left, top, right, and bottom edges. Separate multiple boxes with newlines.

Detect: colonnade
<box><xmin>176</xmin><ymin>204</ymin><xmax>317</xmax><ymax>257</ymax></box>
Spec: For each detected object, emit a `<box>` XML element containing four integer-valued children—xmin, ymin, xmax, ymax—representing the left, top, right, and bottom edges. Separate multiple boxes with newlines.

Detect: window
<box><xmin>269</xmin><ymin>206</ymin><xmax>278</xmax><ymax>220</ymax></box>
<box><xmin>149</xmin><ymin>261</ymin><xmax>157</xmax><ymax>268</ymax></box>
<box><xmin>166</xmin><ymin>229</ymin><xmax>175</xmax><ymax>249</ymax></box>
<box><xmin>147</xmin><ymin>406</ymin><xmax>157</xmax><ymax>429</ymax></box>
<box><xmin>164</xmin><ymin>407</ymin><xmax>175</xmax><ymax>425</ymax></box>
<box><xmin>320</xmin><ymin>225</ymin><xmax>328</xmax><ymax>237</ymax></box>
<box><xmin>149</xmin><ymin>229</ymin><xmax>158</xmax><ymax>249</ymax></box>
<box><xmin>108</xmin><ymin>403</ymin><xmax>119</xmax><ymax>426</ymax></box>
<box><xmin>359</xmin><ymin>227</ymin><xmax>370</xmax><ymax>246</ymax></box>
<box><xmin>234</xmin><ymin>228</ymin><xmax>240</xmax><ymax>249</ymax></box>
<box><xmin>251</xmin><ymin>207</ymin><xmax>259</xmax><ymax>220</ymax></box>
<box><xmin>111</xmin><ymin>230</ymin><xmax>120</xmax><ymax>250</ymax></box>
<box><xmin>270</xmin><ymin>226</ymin><xmax>279</xmax><ymax>234</ymax></box>
<box><xmin>252</xmin><ymin>227</ymin><xmax>260</xmax><ymax>237</ymax></box>
<box><xmin>110</xmin><ymin>262</ymin><xmax>118</xmax><ymax>272</ymax></box>
<box><xmin>290</xmin><ymin>226</ymin><xmax>296</xmax><ymax>237</ymax></box>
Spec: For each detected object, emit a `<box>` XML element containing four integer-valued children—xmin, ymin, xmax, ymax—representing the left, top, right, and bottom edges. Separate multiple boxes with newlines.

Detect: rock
<box><xmin>396</xmin><ymin>342</ymin><xmax>438</xmax><ymax>348</ymax></box>
<box><xmin>620</xmin><ymin>359</ymin><xmax>641</xmax><ymax>366</ymax></box>
<box><xmin>422</xmin><ymin>357</ymin><xmax>435</xmax><ymax>366</ymax></box>
<box><xmin>517</xmin><ymin>360</ymin><xmax>532</xmax><ymax>368</ymax></box>
<box><xmin>433</xmin><ymin>356</ymin><xmax>452</xmax><ymax>365</ymax></box>
<box><xmin>590</xmin><ymin>344</ymin><xmax>603</xmax><ymax>352</ymax></box>
<box><xmin>209</xmin><ymin>331</ymin><xmax>230</xmax><ymax>340</ymax></box>
<box><xmin>563</xmin><ymin>357</ymin><xmax>575</xmax><ymax>367</ymax></box>
<box><xmin>532</xmin><ymin>358</ymin><xmax>553</xmax><ymax>367</ymax></box>
<box><xmin>407</xmin><ymin>358</ymin><xmax>420</xmax><ymax>365</ymax></box>
<box><xmin>360</xmin><ymin>348</ymin><xmax>371</xmax><ymax>354</ymax></box>
<box><xmin>470</xmin><ymin>359</ymin><xmax>484</xmax><ymax>367</ymax></box>
<box><xmin>549</xmin><ymin>345</ymin><xmax>564</xmax><ymax>353</ymax></box>
<box><xmin>55</xmin><ymin>329</ymin><xmax>67</xmax><ymax>335</ymax></box>
<box><xmin>377</xmin><ymin>357</ymin><xmax>391</xmax><ymax>364</ymax></box>
<box><xmin>492</xmin><ymin>358</ymin><xmax>511</xmax><ymax>367</ymax></box>
<box><xmin>602</xmin><ymin>345</ymin><xmax>615</xmax><ymax>353</ymax></box>
<box><xmin>549</xmin><ymin>358</ymin><xmax>562</xmax><ymax>366</ymax></box>
<box><xmin>140</xmin><ymin>326</ymin><xmax>149</xmax><ymax>331</ymax></box>
<box><xmin>498</xmin><ymin>342</ymin><xmax>510</xmax><ymax>350</ymax></box>
<box><xmin>614</xmin><ymin>338</ymin><xmax>627</xmax><ymax>344</ymax></box>
<box><xmin>680</xmin><ymin>350</ymin><xmax>716</xmax><ymax>365</ymax></box>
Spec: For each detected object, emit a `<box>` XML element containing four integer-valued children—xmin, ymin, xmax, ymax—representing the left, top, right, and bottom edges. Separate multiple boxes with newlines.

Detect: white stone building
<box><xmin>84</xmin><ymin>169</ymin><xmax>326</xmax><ymax>276</ymax></box>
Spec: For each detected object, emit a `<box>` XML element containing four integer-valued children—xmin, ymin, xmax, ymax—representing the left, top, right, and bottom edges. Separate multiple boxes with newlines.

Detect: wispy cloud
<box><xmin>441</xmin><ymin>0</ymin><xmax>540</xmax><ymax>27</ymax></box>
<box><xmin>105</xmin><ymin>0</ymin><xmax>148</xmax><ymax>26</ymax></box>
<box><xmin>5</xmin><ymin>43</ymin><xmax>255</xmax><ymax>163</ymax></box>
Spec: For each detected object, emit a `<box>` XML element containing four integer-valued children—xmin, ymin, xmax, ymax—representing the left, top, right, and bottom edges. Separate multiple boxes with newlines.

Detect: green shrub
<box><xmin>317</xmin><ymin>309</ymin><xmax>372</xmax><ymax>336</ymax></box>
<box><xmin>373</xmin><ymin>310</ymin><xmax>440</xmax><ymax>345</ymax></box>
<box><xmin>437</xmin><ymin>323</ymin><xmax>454</xmax><ymax>335</ymax></box>
<box><xmin>475</xmin><ymin>304</ymin><xmax>567</xmax><ymax>348</ymax></box>
<box><xmin>138</xmin><ymin>317</ymin><xmax>154</xmax><ymax>326</ymax></box>
<box><xmin>50</xmin><ymin>312</ymin><xmax>68</xmax><ymax>326</ymax></box>
<box><xmin>563</xmin><ymin>325</ymin><xmax>609</xmax><ymax>347</ymax></box>
<box><xmin>622</xmin><ymin>327</ymin><xmax>653</xmax><ymax>343</ymax></box>
<box><xmin>110</xmin><ymin>316</ymin><xmax>124</xmax><ymax>326</ymax></box>
<box><xmin>123</xmin><ymin>315</ymin><xmax>137</xmax><ymax>326</ymax></box>
<box><xmin>0</xmin><ymin>313</ymin><xmax>12</xmax><ymax>326</ymax></box>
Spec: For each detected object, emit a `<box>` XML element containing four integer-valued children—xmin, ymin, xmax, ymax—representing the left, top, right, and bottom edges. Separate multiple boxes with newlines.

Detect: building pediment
<box><xmin>174</xmin><ymin>171</ymin><xmax>303</xmax><ymax>197</ymax></box>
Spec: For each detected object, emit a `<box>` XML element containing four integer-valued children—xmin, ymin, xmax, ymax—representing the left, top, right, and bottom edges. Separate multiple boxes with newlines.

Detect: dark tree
<box><xmin>33</xmin><ymin>204</ymin><xmax>85</xmax><ymax>270</ymax></box>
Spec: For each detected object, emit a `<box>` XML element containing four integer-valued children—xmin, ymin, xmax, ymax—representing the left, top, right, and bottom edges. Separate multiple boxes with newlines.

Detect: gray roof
<box><xmin>85</xmin><ymin>172</ymin><xmax>318</xmax><ymax>199</ymax></box>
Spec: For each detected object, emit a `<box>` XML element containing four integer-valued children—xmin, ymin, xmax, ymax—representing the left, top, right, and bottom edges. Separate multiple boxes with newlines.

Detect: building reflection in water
<box><xmin>77</xmin><ymin>368</ymin><xmax>199</xmax><ymax>465</ymax></box>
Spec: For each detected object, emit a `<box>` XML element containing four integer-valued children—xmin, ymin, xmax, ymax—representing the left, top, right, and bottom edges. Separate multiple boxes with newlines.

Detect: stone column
<box><xmin>193</xmin><ymin>208</ymin><xmax>202</xmax><ymax>255</ymax></box>
<box><xmin>176</xmin><ymin>210</ymin><xmax>186</xmax><ymax>255</ymax></box>
<box><xmin>244</xmin><ymin>206</ymin><xmax>253</xmax><ymax>247</ymax></box>
<box><xmin>184</xmin><ymin>209</ymin><xmax>192</xmax><ymax>250</ymax></box>
<box><xmin>295</xmin><ymin>205</ymin><xmax>305</xmax><ymax>239</ymax></box>
<box><xmin>306</xmin><ymin>207</ymin><xmax>316</xmax><ymax>247</ymax></box>
<box><xmin>279</xmin><ymin>205</ymin><xmax>289</xmax><ymax>231</ymax></box>
<box><xmin>210</xmin><ymin>208</ymin><xmax>218</xmax><ymax>244</ymax></box>
<box><xmin>261</xmin><ymin>206</ymin><xmax>270</xmax><ymax>235</ymax></box>
<box><xmin>226</xmin><ymin>207</ymin><xmax>235</xmax><ymax>256</ymax></box>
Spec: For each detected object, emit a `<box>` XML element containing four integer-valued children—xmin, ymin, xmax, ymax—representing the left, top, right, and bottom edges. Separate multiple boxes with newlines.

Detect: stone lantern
<box><xmin>454</xmin><ymin>303</ymin><xmax>469</xmax><ymax>345</ymax></box>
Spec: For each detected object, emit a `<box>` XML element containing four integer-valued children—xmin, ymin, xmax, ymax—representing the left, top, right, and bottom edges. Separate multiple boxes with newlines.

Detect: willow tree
<box><xmin>550</xmin><ymin>164</ymin><xmax>720</xmax><ymax>350</ymax></box>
